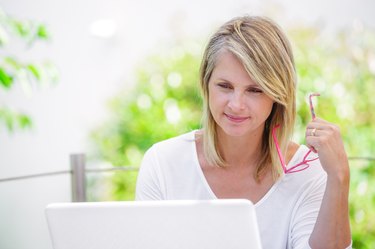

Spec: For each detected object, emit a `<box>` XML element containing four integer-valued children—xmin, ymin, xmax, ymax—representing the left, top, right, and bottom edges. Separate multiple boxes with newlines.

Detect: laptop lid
<box><xmin>45</xmin><ymin>199</ymin><xmax>262</xmax><ymax>249</ymax></box>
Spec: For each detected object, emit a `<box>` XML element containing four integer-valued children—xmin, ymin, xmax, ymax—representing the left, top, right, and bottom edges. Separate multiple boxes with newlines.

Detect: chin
<box><xmin>220</xmin><ymin>126</ymin><xmax>251</xmax><ymax>138</ymax></box>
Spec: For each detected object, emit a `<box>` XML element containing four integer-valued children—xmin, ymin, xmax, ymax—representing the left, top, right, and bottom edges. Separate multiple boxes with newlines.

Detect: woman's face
<box><xmin>208</xmin><ymin>50</ymin><xmax>274</xmax><ymax>138</ymax></box>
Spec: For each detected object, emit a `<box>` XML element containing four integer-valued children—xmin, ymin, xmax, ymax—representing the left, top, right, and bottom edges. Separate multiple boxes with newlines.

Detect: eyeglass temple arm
<box><xmin>271</xmin><ymin>124</ymin><xmax>287</xmax><ymax>172</ymax></box>
<box><xmin>309</xmin><ymin>93</ymin><xmax>320</xmax><ymax>119</ymax></box>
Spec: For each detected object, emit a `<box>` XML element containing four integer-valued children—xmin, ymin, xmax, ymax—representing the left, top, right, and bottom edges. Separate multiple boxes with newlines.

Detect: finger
<box><xmin>310</xmin><ymin>146</ymin><xmax>317</xmax><ymax>153</ymax></box>
<box><xmin>305</xmin><ymin>126</ymin><xmax>332</xmax><ymax>152</ymax></box>
<box><xmin>306</xmin><ymin>127</ymin><xmax>332</xmax><ymax>137</ymax></box>
<box><xmin>306</xmin><ymin>136</ymin><xmax>321</xmax><ymax>152</ymax></box>
<box><xmin>306</xmin><ymin>128</ymin><xmax>317</xmax><ymax>137</ymax></box>
<box><xmin>306</xmin><ymin>127</ymin><xmax>326</xmax><ymax>137</ymax></box>
<box><xmin>305</xmin><ymin>127</ymin><xmax>318</xmax><ymax>152</ymax></box>
<box><xmin>306</xmin><ymin>119</ymin><xmax>330</xmax><ymax>130</ymax></box>
<box><xmin>306</xmin><ymin>122</ymin><xmax>338</xmax><ymax>137</ymax></box>
<box><xmin>307</xmin><ymin>117</ymin><xmax>332</xmax><ymax>126</ymax></box>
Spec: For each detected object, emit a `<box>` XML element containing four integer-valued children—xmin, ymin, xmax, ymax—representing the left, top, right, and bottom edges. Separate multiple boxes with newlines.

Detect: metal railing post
<box><xmin>70</xmin><ymin>154</ymin><xmax>86</xmax><ymax>202</ymax></box>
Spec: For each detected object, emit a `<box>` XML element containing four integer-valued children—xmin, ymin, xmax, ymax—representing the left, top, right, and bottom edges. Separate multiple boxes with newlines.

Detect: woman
<box><xmin>136</xmin><ymin>16</ymin><xmax>351</xmax><ymax>248</ymax></box>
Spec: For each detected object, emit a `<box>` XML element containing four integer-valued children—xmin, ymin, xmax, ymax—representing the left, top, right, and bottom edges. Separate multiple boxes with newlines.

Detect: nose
<box><xmin>228</xmin><ymin>91</ymin><xmax>245</xmax><ymax>111</ymax></box>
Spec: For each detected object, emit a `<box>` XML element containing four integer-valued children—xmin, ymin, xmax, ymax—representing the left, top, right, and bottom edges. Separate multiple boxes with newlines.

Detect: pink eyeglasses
<box><xmin>271</xmin><ymin>93</ymin><xmax>320</xmax><ymax>174</ymax></box>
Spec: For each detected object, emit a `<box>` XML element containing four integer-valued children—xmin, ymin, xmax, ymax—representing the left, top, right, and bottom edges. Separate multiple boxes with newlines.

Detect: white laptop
<box><xmin>45</xmin><ymin>199</ymin><xmax>262</xmax><ymax>249</ymax></box>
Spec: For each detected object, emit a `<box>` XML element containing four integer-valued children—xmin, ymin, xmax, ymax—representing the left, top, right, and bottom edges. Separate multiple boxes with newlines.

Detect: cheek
<box><xmin>250</xmin><ymin>98</ymin><xmax>274</xmax><ymax>115</ymax></box>
<box><xmin>208</xmin><ymin>93</ymin><xmax>219</xmax><ymax>115</ymax></box>
<box><xmin>262</xmin><ymin>101</ymin><xmax>275</xmax><ymax>117</ymax></box>
<box><xmin>208</xmin><ymin>89</ymin><xmax>225</xmax><ymax>110</ymax></box>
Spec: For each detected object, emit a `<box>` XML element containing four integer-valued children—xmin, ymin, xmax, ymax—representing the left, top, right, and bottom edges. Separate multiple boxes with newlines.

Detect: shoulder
<box><xmin>285</xmin><ymin>144</ymin><xmax>326</xmax><ymax>183</ymax></box>
<box><xmin>142</xmin><ymin>130</ymin><xmax>197</xmax><ymax>164</ymax></box>
<box><xmin>286</xmin><ymin>141</ymin><xmax>300</xmax><ymax>165</ymax></box>
<box><xmin>149</xmin><ymin>130</ymin><xmax>196</xmax><ymax>153</ymax></box>
<box><xmin>139</xmin><ymin>130</ymin><xmax>199</xmax><ymax>184</ymax></box>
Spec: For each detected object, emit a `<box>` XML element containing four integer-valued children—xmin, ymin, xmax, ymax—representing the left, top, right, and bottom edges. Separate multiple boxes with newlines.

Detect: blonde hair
<box><xmin>199</xmin><ymin>16</ymin><xmax>296</xmax><ymax>181</ymax></box>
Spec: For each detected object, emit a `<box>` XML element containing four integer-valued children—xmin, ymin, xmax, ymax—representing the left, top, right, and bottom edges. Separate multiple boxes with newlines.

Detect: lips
<box><xmin>224</xmin><ymin>113</ymin><xmax>249</xmax><ymax>123</ymax></box>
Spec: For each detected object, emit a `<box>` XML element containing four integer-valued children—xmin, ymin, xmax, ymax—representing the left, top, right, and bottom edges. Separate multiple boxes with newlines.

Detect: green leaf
<box><xmin>0</xmin><ymin>108</ymin><xmax>14</xmax><ymax>132</ymax></box>
<box><xmin>36</xmin><ymin>25</ymin><xmax>49</xmax><ymax>39</ymax></box>
<box><xmin>17</xmin><ymin>114</ymin><xmax>32</xmax><ymax>128</ymax></box>
<box><xmin>0</xmin><ymin>67</ymin><xmax>13</xmax><ymax>88</ymax></box>
<box><xmin>4</xmin><ymin>57</ymin><xmax>21</xmax><ymax>70</ymax></box>
<box><xmin>0</xmin><ymin>108</ymin><xmax>32</xmax><ymax>132</ymax></box>
<box><xmin>12</xmin><ymin>20</ymin><xmax>30</xmax><ymax>38</ymax></box>
<box><xmin>26</xmin><ymin>64</ymin><xmax>41</xmax><ymax>80</ymax></box>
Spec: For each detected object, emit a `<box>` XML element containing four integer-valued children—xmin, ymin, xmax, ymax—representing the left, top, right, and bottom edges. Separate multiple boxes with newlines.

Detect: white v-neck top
<box><xmin>136</xmin><ymin>131</ymin><xmax>327</xmax><ymax>249</ymax></box>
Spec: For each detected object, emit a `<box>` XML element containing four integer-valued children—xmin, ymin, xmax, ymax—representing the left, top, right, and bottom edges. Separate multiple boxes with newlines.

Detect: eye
<box><xmin>247</xmin><ymin>87</ymin><xmax>263</xmax><ymax>94</ymax></box>
<box><xmin>217</xmin><ymin>83</ymin><xmax>232</xmax><ymax>89</ymax></box>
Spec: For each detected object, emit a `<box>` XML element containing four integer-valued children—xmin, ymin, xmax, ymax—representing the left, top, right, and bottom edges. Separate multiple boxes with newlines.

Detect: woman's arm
<box><xmin>306</xmin><ymin>118</ymin><xmax>351</xmax><ymax>248</ymax></box>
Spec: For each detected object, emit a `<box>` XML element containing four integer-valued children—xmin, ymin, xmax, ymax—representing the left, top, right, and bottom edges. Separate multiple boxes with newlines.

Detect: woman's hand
<box><xmin>305</xmin><ymin>118</ymin><xmax>350</xmax><ymax>180</ymax></box>
<box><xmin>306</xmin><ymin>117</ymin><xmax>352</xmax><ymax>248</ymax></box>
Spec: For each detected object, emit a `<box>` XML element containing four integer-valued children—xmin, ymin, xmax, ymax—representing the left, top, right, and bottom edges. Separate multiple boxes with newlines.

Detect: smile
<box><xmin>224</xmin><ymin>113</ymin><xmax>249</xmax><ymax>123</ymax></box>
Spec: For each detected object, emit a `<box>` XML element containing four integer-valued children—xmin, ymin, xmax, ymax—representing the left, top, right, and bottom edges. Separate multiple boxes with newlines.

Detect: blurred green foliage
<box><xmin>90</xmin><ymin>25</ymin><xmax>375</xmax><ymax>247</ymax></box>
<box><xmin>90</xmin><ymin>42</ymin><xmax>203</xmax><ymax>199</ymax></box>
<box><xmin>0</xmin><ymin>7</ymin><xmax>58</xmax><ymax>132</ymax></box>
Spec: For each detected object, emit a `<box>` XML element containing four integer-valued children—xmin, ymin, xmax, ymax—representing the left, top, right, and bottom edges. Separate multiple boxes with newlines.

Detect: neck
<box><xmin>216</xmin><ymin>127</ymin><xmax>264</xmax><ymax>168</ymax></box>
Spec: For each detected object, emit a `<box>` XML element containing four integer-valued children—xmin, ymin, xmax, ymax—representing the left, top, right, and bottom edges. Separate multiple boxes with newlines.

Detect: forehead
<box><xmin>210</xmin><ymin>50</ymin><xmax>257</xmax><ymax>86</ymax></box>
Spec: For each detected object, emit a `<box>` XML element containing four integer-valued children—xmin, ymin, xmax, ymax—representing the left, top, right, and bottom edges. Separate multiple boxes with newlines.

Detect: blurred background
<box><xmin>1</xmin><ymin>0</ymin><xmax>374</xmax><ymax>248</ymax></box>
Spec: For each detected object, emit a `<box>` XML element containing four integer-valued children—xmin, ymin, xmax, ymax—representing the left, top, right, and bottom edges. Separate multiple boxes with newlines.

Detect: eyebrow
<box><xmin>215</xmin><ymin>77</ymin><xmax>260</xmax><ymax>88</ymax></box>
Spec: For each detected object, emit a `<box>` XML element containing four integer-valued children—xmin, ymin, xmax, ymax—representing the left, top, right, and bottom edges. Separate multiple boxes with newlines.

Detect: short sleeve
<box><xmin>289</xmin><ymin>174</ymin><xmax>327</xmax><ymax>249</ymax></box>
<box><xmin>135</xmin><ymin>146</ymin><xmax>165</xmax><ymax>200</ymax></box>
